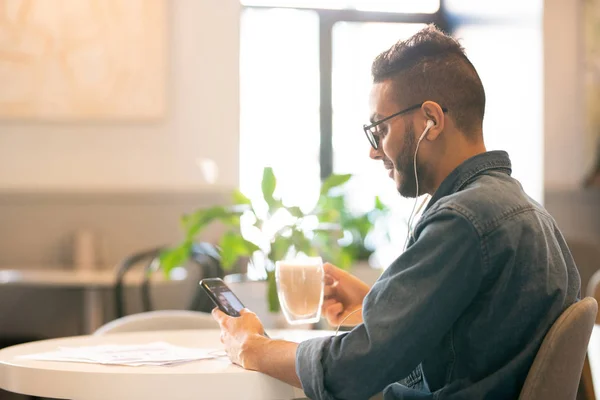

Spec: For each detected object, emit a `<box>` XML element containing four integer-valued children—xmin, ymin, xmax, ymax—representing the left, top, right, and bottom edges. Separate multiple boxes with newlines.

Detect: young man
<box><xmin>212</xmin><ymin>25</ymin><xmax>580</xmax><ymax>400</ymax></box>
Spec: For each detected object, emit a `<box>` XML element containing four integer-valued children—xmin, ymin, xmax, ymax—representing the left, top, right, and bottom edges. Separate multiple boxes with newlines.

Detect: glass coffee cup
<box><xmin>275</xmin><ymin>256</ymin><xmax>324</xmax><ymax>325</ymax></box>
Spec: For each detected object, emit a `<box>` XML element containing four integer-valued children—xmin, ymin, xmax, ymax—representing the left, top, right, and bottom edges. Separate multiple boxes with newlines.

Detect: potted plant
<box><xmin>159</xmin><ymin>167</ymin><xmax>389</xmax><ymax>314</ymax></box>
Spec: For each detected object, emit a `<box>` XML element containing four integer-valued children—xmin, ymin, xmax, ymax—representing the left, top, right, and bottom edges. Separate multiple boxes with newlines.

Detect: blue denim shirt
<box><xmin>296</xmin><ymin>151</ymin><xmax>581</xmax><ymax>400</ymax></box>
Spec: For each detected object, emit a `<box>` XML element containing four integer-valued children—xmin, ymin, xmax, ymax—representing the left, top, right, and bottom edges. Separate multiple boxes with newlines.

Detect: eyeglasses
<box><xmin>363</xmin><ymin>103</ymin><xmax>448</xmax><ymax>150</ymax></box>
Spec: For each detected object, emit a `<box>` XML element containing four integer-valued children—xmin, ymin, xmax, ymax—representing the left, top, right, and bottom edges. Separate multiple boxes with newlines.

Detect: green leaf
<box><xmin>159</xmin><ymin>241</ymin><xmax>192</xmax><ymax>275</ymax></box>
<box><xmin>290</xmin><ymin>229</ymin><xmax>312</xmax><ymax>255</ymax></box>
<box><xmin>320</xmin><ymin>173</ymin><xmax>352</xmax><ymax>195</ymax></box>
<box><xmin>375</xmin><ymin>196</ymin><xmax>385</xmax><ymax>211</ymax></box>
<box><xmin>316</xmin><ymin>195</ymin><xmax>345</xmax><ymax>214</ymax></box>
<box><xmin>347</xmin><ymin>214</ymin><xmax>372</xmax><ymax>239</ymax></box>
<box><xmin>219</xmin><ymin>232</ymin><xmax>256</xmax><ymax>270</ymax></box>
<box><xmin>183</xmin><ymin>206</ymin><xmax>231</xmax><ymax>240</ymax></box>
<box><xmin>242</xmin><ymin>238</ymin><xmax>261</xmax><ymax>254</ymax></box>
<box><xmin>232</xmin><ymin>189</ymin><xmax>252</xmax><ymax>205</ymax></box>
<box><xmin>318</xmin><ymin>208</ymin><xmax>341</xmax><ymax>223</ymax></box>
<box><xmin>287</xmin><ymin>206</ymin><xmax>304</xmax><ymax>218</ymax></box>
<box><xmin>271</xmin><ymin>198</ymin><xmax>285</xmax><ymax>212</ymax></box>
<box><xmin>266</xmin><ymin>271</ymin><xmax>280</xmax><ymax>313</ymax></box>
<box><xmin>336</xmin><ymin>247</ymin><xmax>354</xmax><ymax>270</ymax></box>
<box><xmin>314</xmin><ymin>225</ymin><xmax>343</xmax><ymax>238</ymax></box>
<box><xmin>324</xmin><ymin>245</ymin><xmax>354</xmax><ymax>270</ymax></box>
<box><xmin>310</xmin><ymin>229</ymin><xmax>338</xmax><ymax>261</ymax></box>
<box><xmin>202</xmin><ymin>205</ymin><xmax>231</xmax><ymax>220</ymax></box>
<box><xmin>219</xmin><ymin>214</ymin><xmax>241</xmax><ymax>227</ymax></box>
<box><xmin>181</xmin><ymin>210</ymin><xmax>201</xmax><ymax>232</ymax></box>
<box><xmin>261</xmin><ymin>167</ymin><xmax>277</xmax><ymax>209</ymax></box>
<box><xmin>270</xmin><ymin>236</ymin><xmax>292</xmax><ymax>262</ymax></box>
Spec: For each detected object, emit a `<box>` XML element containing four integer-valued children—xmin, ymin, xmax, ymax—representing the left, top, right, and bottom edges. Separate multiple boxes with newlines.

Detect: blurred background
<box><xmin>0</xmin><ymin>0</ymin><xmax>599</xmax><ymax>396</ymax></box>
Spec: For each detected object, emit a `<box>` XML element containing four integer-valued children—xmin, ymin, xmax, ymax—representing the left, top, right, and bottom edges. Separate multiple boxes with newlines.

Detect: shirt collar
<box><xmin>426</xmin><ymin>150</ymin><xmax>512</xmax><ymax>211</ymax></box>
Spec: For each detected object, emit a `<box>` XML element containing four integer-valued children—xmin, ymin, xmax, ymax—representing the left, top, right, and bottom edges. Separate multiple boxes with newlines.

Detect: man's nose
<box><xmin>369</xmin><ymin>146</ymin><xmax>382</xmax><ymax>160</ymax></box>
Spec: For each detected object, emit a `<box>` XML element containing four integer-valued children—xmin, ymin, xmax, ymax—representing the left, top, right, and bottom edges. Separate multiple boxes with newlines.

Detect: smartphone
<box><xmin>200</xmin><ymin>278</ymin><xmax>246</xmax><ymax>317</ymax></box>
<box><xmin>200</xmin><ymin>278</ymin><xmax>270</xmax><ymax>338</ymax></box>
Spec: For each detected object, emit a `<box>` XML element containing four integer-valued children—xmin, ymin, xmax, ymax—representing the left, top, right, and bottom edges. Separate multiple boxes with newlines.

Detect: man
<box><xmin>212</xmin><ymin>25</ymin><xmax>580</xmax><ymax>399</ymax></box>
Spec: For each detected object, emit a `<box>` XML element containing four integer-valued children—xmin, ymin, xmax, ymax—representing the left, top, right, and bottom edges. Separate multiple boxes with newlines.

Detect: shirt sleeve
<box><xmin>296</xmin><ymin>207</ymin><xmax>485</xmax><ymax>400</ymax></box>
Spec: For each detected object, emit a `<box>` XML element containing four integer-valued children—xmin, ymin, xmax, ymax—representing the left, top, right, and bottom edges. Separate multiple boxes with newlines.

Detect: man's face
<box><xmin>368</xmin><ymin>81</ymin><xmax>420</xmax><ymax>198</ymax></box>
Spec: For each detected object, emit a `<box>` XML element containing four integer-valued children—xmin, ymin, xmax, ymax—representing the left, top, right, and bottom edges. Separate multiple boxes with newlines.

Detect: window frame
<box><xmin>241</xmin><ymin>4</ymin><xmax>452</xmax><ymax>180</ymax></box>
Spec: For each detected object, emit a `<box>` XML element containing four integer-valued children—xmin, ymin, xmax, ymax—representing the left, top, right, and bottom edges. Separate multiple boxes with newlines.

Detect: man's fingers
<box><xmin>323</xmin><ymin>263</ymin><xmax>348</xmax><ymax>280</ymax></box>
<box><xmin>212</xmin><ymin>308</ymin><xmax>227</xmax><ymax>323</ymax></box>
<box><xmin>324</xmin><ymin>275</ymin><xmax>336</xmax><ymax>286</ymax></box>
<box><xmin>325</xmin><ymin>302</ymin><xmax>344</xmax><ymax>322</ymax></box>
<box><xmin>323</xmin><ymin>284</ymin><xmax>337</xmax><ymax>299</ymax></box>
<box><xmin>322</xmin><ymin>298</ymin><xmax>339</xmax><ymax>311</ymax></box>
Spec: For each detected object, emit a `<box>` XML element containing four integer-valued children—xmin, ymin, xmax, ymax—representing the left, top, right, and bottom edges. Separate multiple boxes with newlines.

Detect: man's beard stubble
<box><xmin>394</xmin><ymin>124</ymin><xmax>423</xmax><ymax>198</ymax></box>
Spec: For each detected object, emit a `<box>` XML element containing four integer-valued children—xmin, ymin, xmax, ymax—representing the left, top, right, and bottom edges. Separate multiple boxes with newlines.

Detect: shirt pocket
<box><xmin>400</xmin><ymin>363</ymin><xmax>424</xmax><ymax>389</ymax></box>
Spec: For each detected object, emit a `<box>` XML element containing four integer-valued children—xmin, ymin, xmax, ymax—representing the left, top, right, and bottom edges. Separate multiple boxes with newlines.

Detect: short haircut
<box><xmin>371</xmin><ymin>24</ymin><xmax>486</xmax><ymax>138</ymax></box>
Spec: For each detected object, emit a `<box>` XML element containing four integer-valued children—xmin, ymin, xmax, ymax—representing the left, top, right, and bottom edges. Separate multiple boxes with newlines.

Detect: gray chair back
<box><xmin>587</xmin><ymin>269</ymin><xmax>600</xmax><ymax>322</ymax></box>
<box><xmin>519</xmin><ymin>297</ymin><xmax>598</xmax><ymax>400</ymax></box>
<box><xmin>93</xmin><ymin>309</ymin><xmax>217</xmax><ymax>335</ymax></box>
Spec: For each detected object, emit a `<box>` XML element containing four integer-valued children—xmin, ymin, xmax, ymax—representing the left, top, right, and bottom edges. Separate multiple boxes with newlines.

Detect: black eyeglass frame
<box><xmin>363</xmin><ymin>103</ymin><xmax>448</xmax><ymax>150</ymax></box>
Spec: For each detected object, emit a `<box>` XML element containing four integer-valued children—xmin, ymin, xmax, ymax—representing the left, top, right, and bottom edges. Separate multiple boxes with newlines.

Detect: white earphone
<box><xmin>339</xmin><ymin>121</ymin><xmax>437</xmax><ymax>332</ymax></box>
<box><xmin>419</xmin><ymin>119</ymin><xmax>435</xmax><ymax>141</ymax></box>
<box><xmin>403</xmin><ymin>119</ymin><xmax>435</xmax><ymax>250</ymax></box>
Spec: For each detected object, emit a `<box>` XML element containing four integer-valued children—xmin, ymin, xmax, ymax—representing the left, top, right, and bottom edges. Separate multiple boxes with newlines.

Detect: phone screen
<box><xmin>201</xmin><ymin>278</ymin><xmax>245</xmax><ymax>317</ymax></box>
<box><xmin>200</xmin><ymin>278</ymin><xmax>270</xmax><ymax>338</ymax></box>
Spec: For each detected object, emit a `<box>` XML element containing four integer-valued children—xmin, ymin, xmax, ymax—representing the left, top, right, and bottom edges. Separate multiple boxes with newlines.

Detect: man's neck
<box><xmin>428</xmin><ymin>142</ymin><xmax>487</xmax><ymax>195</ymax></box>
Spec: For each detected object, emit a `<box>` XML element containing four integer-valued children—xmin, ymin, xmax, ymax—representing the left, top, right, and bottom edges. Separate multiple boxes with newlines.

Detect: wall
<box><xmin>0</xmin><ymin>190</ymin><xmax>231</xmax><ymax>266</ymax></box>
<box><xmin>543</xmin><ymin>0</ymin><xmax>600</xmax><ymax>301</ymax></box>
<box><xmin>544</xmin><ymin>0</ymin><xmax>588</xmax><ymax>189</ymax></box>
<box><xmin>0</xmin><ymin>0</ymin><xmax>241</xmax><ymax>342</ymax></box>
<box><xmin>0</xmin><ymin>0</ymin><xmax>585</xmax><ymax>191</ymax></box>
<box><xmin>0</xmin><ymin>0</ymin><xmax>240</xmax><ymax>191</ymax></box>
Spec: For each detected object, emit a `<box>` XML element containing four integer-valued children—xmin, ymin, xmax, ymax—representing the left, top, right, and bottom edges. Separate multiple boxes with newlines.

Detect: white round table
<box><xmin>0</xmin><ymin>329</ymin><xmax>334</xmax><ymax>400</ymax></box>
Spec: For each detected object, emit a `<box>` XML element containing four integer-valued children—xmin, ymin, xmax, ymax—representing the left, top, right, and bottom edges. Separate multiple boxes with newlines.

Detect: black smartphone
<box><xmin>200</xmin><ymin>278</ymin><xmax>270</xmax><ymax>338</ymax></box>
<box><xmin>200</xmin><ymin>278</ymin><xmax>246</xmax><ymax>317</ymax></box>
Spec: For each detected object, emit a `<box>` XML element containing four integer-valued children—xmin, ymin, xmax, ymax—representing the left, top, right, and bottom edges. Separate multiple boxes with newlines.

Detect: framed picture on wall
<box><xmin>0</xmin><ymin>0</ymin><xmax>167</xmax><ymax>120</ymax></box>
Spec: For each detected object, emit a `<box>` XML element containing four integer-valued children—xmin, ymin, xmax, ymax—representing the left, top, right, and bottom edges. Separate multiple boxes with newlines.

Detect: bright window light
<box><xmin>240</xmin><ymin>0</ymin><xmax>440</xmax><ymax>14</ymax></box>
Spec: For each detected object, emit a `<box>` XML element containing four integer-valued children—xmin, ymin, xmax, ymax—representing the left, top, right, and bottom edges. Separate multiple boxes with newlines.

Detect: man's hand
<box><xmin>211</xmin><ymin>308</ymin><xmax>268</xmax><ymax>370</ymax></box>
<box><xmin>322</xmin><ymin>263</ymin><xmax>371</xmax><ymax>327</ymax></box>
<box><xmin>212</xmin><ymin>308</ymin><xmax>302</xmax><ymax>388</ymax></box>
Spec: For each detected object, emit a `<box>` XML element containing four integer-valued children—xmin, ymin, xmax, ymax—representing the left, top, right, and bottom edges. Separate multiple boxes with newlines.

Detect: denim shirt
<box><xmin>296</xmin><ymin>151</ymin><xmax>580</xmax><ymax>400</ymax></box>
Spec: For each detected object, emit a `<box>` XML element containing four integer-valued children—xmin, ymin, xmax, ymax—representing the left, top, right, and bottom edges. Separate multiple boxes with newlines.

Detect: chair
<box><xmin>587</xmin><ymin>268</ymin><xmax>600</xmax><ymax>317</ymax></box>
<box><xmin>114</xmin><ymin>242</ymin><xmax>223</xmax><ymax>318</ymax></box>
<box><xmin>582</xmin><ymin>268</ymin><xmax>600</xmax><ymax>400</ymax></box>
<box><xmin>519</xmin><ymin>297</ymin><xmax>598</xmax><ymax>400</ymax></box>
<box><xmin>93</xmin><ymin>309</ymin><xmax>218</xmax><ymax>335</ymax></box>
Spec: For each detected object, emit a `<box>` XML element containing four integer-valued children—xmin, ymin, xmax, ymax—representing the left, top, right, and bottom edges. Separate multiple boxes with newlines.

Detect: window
<box><xmin>239</xmin><ymin>8</ymin><xmax>321</xmax><ymax>211</ymax></box>
<box><xmin>239</xmin><ymin>2</ymin><xmax>543</xmax><ymax>264</ymax></box>
<box><xmin>240</xmin><ymin>5</ymin><xmax>444</xmax><ymax>267</ymax></box>
<box><xmin>453</xmin><ymin>23</ymin><xmax>543</xmax><ymax>202</ymax></box>
<box><xmin>240</xmin><ymin>3</ymin><xmax>444</xmax><ymax>214</ymax></box>
<box><xmin>445</xmin><ymin>0</ymin><xmax>542</xmax><ymax>19</ymax></box>
<box><xmin>332</xmin><ymin>21</ymin><xmax>426</xmax><ymax>212</ymax></box>
<box><xmin>240</xmin><ymin>0</ymin><xmax>440</xmax><ymax>13</ymax></box>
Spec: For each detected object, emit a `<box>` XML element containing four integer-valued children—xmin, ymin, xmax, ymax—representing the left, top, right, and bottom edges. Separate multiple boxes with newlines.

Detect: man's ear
<box><xmin>421</xmin><ymin>101</ymin><xmax>445</xmax><ymax>141</ymax></box>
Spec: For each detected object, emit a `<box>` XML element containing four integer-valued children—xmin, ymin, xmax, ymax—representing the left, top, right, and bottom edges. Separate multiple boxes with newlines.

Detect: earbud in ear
<box><xmin>418</xmin><ymin>120</ymin><xmax>435</xmax><ymax>142</ymax></box>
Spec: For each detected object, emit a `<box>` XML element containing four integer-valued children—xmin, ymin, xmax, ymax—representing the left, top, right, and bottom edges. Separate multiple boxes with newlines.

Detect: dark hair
<box><xmin>371</xmin><ymin>24</ymin><xmax>485</xmax><ymax>138</ymax></box>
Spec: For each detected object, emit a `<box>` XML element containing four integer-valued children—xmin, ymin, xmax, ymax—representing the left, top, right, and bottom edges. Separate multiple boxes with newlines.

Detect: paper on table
<box><xmin>18</xmin><ymin>342</ymin><xmax>223</xmax><ymax>366</ymax></box>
